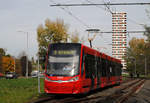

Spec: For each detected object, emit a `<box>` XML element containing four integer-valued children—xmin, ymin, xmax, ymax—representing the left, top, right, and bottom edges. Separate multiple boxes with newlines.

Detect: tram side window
<box><xmin>97</xmin><ymin>57</ymin><xmax>102</xmax><ymax>77</ymax></box>
<box><xmin>85</xmin><ymin>54</ymin><xmax>90</xmax><ymax>78</ymax></box>
<box><xmin>81</xmin><ymin>51</ymin><xmax>85</xmax><ymax>76</ymax></box>
<box><xmin>100</xmin><ymin>58</ymin><xmax>103</xmax><ymax>76</ymax></box>
<box><xmin>118</xmin><ymin>64</ymin><xmax>121</xmax><ymax>76</ymax></box>
<box><xmin>116</xmin><ymin>63</ymin><xmax>121</xmax><ymax>76</ymax></box>
<box><xmin>115</xmin><ymin>63</ymin><xmax>118</xmax><ymax>76</ymax></box>
<box><xmin>94</xmin><ymin>56</ymin><xmax>97</xmax><ymax>78</ymax></box>
<box><xmin>108</xmin><ymin>60</ymin><xmax>114</xmax><ymax>76</ymax></box>
<box><xmin>113</xmin><ymin>63</ymin><xmax>117</xmax><ymax>76</ymax></box>
<box><xmin>93</xmin><ymin>55</ymin><xmax>97</xmax><ymax>78</ymax></box>
<box><xmin>111</xmin><ymin>62</ymin><xmax>116</xmax><ymax>76</ymax></box>
<box><xmin>107</xmin><ymin>60</ymin><xmax>112</xmax><ymax>76</ymax></box>
<box><xmin>89</xmin><ymin>54</ymin><xmax>96</xmax><ymax>78</ymax></box>
<box><xmin>118</xmin><ymin>64</ymin><xmax>122</xmax><ymax>76</ymax></box>
<box><xmin>106</xmin><ymin>60</ymin><xmax>109</xmax><ymax>76</ymax></box>
<box><xmin>101</xmin><ymin>58</ymin><xmax>107</xmax><ymax>77</ymax></box>
<box><xmin>109</xmin><ymin>62</ymin><xmax>113</xmax><ymax>76</ymax></box>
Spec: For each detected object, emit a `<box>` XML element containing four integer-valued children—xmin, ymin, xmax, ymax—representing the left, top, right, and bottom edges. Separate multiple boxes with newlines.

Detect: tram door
<box><xmin>84</xmin><ymin>54</ymin><xmax>98</xmax><ymax>90</ymax></box>
<box><xmin>84</xmin><ymin>54</ymin><xmax>94</xmax><ymax>90</ymax></box>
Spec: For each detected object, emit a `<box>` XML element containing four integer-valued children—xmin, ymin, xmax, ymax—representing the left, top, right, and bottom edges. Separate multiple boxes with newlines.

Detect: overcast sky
<box><xmin>0</xmin><ymin>0</ymin><xmax>150</xmax><ymax>59</ymax></box>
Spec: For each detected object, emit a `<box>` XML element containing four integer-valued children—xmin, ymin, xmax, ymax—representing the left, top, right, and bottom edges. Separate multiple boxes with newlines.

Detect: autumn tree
<box><xmin>129</xmin><ymin>37</ymin><xmax>146</xmax><ymax>54</ymax></box>
<box><xmin>126</xmin><ymin>35</ymin><xmax>150</xmax><ymax>75</ymax></box>
<box><xmin>1</xmin><ymin>56</ymin><xmax>14</xmax><ymax>73</ymax></box>
<box><xmin>37</xmin><ymin>18</ymin><xmax>69</xmax><ymax>65</ymax></box>
<box><xmin>143</xmin><ymin>26</ymin><xmax>150</xmax><ymax>75</ymax></box>
<box><xmin>125</xmin><ymin>38</ymin><xmax>145</xmax><ymax>74</ymax></box>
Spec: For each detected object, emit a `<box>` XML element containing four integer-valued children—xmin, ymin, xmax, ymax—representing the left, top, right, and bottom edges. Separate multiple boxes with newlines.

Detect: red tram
<box><xmin>44</xmin><ymin>43</ymin><xmax>122</xmax><ymax>94</ymax></box>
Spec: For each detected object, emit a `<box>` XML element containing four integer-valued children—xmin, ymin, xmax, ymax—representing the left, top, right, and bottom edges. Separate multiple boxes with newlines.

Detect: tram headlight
<box><xmin>69</xmin><ymin>77</ymin><xmax>79</xmax><ymax>82</ymax></box>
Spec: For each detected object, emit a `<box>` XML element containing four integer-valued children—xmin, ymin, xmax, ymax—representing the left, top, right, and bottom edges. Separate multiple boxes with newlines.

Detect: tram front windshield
<box><xmin>46</xmin><ymin>44</ymin><xmax>81</xmax><ymax>77</ymax></box>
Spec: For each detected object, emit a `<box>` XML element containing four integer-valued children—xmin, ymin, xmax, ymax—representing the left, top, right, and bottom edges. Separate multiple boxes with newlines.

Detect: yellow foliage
<box><xmin>129</xmin><ymin>37</ymin><xmax>146</xmax><ymax>55</ymax></box>
<box><xmin>37</xmin><ymin>18</ymin><xmax>69</xmax><ymax>58</ymax></box>
<box><xmin>2</xmin><ymin>56</ymin><xmax>15</xmax><ymax>72</ymax></box>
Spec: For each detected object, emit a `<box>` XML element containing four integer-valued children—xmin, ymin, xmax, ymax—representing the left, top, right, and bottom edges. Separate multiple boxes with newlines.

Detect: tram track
<box><xmin>31</xmin><ymin>78</ymin><xmax>144</xmax><ymax>103</ymax></box>
<box><xmin>62</xmin><ymin>79</ymin><xmax>144</xmax><ymax>103</ymax></box>
<box><xmin>32</xmin><ymin>96</ymin><xmax>54</xmax><ymax>103</ymax></box>
<box><xmin>115</xmin><ymin>79</ymin><xmax>145</xmax><ymax>103</ymax></box>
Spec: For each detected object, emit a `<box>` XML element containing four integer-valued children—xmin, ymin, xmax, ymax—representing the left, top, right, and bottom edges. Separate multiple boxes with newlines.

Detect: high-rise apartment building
<box><xmin>112</xmin><ymin>13</ymin><xmax>127</xmax><ymax>69</ymax></box>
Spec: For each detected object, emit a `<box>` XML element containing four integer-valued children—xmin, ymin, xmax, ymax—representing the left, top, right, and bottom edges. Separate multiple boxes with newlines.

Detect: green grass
<box><xmin>139</xmin><ymin>74</ymin><xmax>150</xmax><ymax>78</ymax></box>
<box><xmin>122</xmin><ymin>73</ymin><xmax>129</xmax><ymax>77</ymax></box>
<box><xmin>0</xmin><ymin>78</ymin><xmax>44</xmax><ymax>103</ymax></box>
<box><xmin>147</xmin><ymin>74</ymin><xmax>150</xmax><ymax>78</ymax></box>
<box><xmin>122</xmin><ymin>73</ymin><xmax>150</xmax><ymax>79</ymax></box>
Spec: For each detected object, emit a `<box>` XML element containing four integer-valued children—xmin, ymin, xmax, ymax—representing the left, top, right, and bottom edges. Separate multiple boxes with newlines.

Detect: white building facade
<box><xmin>112</xmin><ymin>13</ymin><xmax>127</xmax><ymax>69</ymax></box>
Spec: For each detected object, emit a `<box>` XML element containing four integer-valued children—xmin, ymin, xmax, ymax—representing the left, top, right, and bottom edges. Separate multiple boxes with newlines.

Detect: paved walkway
<box><xmin>125</xmin><ymin>79</ymin><xmax>150</xmax><ymax>103</ymax></box>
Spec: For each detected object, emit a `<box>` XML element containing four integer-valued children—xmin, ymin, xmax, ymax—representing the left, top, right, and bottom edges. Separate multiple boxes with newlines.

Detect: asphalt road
<box><xmin>125</xmin><ymin>79</ymin><xmax>150</xmax><ymax>103</ymax></box>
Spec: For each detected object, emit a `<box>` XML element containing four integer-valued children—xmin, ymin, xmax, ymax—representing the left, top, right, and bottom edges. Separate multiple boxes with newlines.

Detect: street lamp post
<box><xmin>18</xmin><ymin>31</ymin><xmax>29</xmax><ymax>78</ymax></box>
